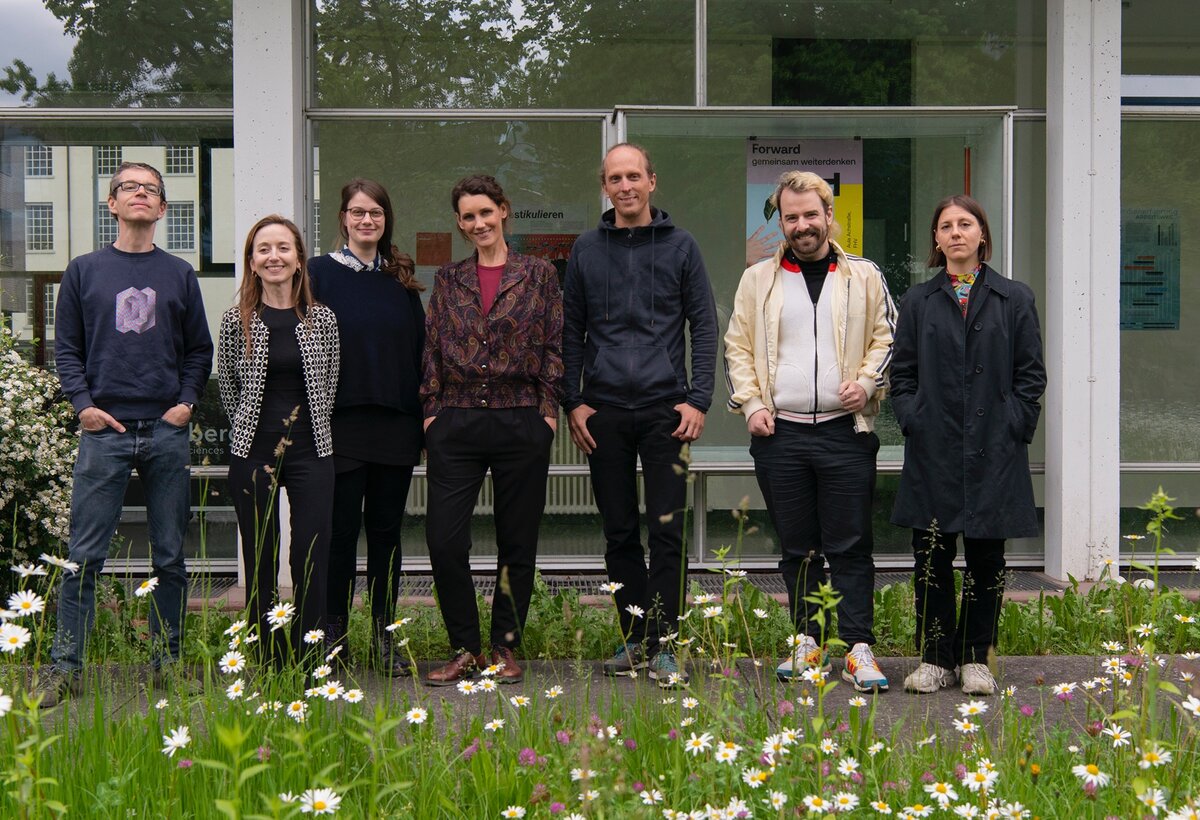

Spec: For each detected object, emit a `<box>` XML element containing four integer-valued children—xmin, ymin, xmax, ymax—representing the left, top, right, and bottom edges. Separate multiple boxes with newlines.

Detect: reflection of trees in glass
<box><xmin>315</xmin><ymin>119</ymin><xmax>598</xmax><ymax>255</ymax></box>
<box><xmin>1</xmin><ymin>1</ymin><xmax>232</xmax><ymax>107</ymax></box>
<box><xmin>312</xmin><ymin>0</ymin><xmax>693</xmax><ymax>108</ymax></box>
<box><xmin>707</xmin><ymin>0</ymin><xmax>1022</xmax><ymax>107</ymax></box>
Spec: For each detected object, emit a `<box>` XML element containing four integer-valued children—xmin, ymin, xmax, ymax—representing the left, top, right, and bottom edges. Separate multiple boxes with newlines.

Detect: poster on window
<box><xmin>1120</xmin><ymin>207</ymin><xmax>1180</xmax><ymax>330</ymax></box>
<box><xmin>745</xmin><ymin>139</ymin><xmax>864</xmax><ymax>268</ymax></box>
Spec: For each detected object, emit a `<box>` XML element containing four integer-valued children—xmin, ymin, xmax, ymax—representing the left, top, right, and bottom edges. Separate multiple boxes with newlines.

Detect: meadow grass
<box><xmin>0</xmin><ymin>492</ymin><xmax>1198</xmax><ymax>818</ymax></box>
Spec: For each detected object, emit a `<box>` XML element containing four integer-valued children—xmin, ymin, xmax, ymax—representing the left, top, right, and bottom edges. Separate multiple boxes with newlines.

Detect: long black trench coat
<box><xmin>889</xmin><ymin>265</ymin><xmax>1046</xmax><ymax>539</ymax></box>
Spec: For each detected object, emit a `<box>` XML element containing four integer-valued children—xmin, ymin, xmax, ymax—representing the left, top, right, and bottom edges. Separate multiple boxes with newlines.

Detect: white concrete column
<box><xmin>1044</xmin><ymin>0</ymin><xmax>1121</xmax><ymax>580</ymax></box>
<box><xmin>232</xmin><ymin>0</ymin><xmax>308</xmax><ymax>591</ymax></box>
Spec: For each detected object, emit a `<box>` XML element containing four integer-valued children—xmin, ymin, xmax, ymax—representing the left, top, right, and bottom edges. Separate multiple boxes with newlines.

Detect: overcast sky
<box><xmin>0</xmin><ymin>0</ymin><xmax>76</xmax><ymax>106</ymax></box>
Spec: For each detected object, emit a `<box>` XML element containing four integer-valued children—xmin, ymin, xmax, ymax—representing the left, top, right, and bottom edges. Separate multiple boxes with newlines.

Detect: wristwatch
<box><xmin>181</xmin><ymin>402</ymin><xmax>196</xmax><ymax>413</ymax></box>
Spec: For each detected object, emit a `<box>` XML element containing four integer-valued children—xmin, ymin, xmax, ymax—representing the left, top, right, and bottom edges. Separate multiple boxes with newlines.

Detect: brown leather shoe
<box><xmin>423</xmin><ymin>651</ymin><xmax>484</xmax><ymax>687</ymax></box>
<box><xmin>488</xmin><ymin>646</ymin><xmax>524</xmax><ymax>684</ymax></box>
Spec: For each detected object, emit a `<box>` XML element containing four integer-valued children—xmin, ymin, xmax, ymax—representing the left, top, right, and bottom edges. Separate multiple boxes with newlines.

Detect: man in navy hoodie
<box><xmin>562</xmin><ymin>143</ymin><xmax>717</xmax><ymax>688</ymax></box>
<box><xmin>36</xmin><ymin>161</ymin><xmax>213</xmax><ymax>706</ymax></box>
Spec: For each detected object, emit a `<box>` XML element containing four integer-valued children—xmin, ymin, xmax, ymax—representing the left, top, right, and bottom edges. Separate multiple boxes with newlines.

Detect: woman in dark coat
<box><xmin>890</xmin><ymin>194</ymin><xmax>1045</xmax><ymax>696</ymax></box>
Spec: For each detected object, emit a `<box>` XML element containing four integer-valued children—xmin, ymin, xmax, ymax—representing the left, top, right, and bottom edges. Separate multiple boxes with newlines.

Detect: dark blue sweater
<box><xmin>308</xmin><ymin>254</ymin><xmax>425</xmax><ymax>418</ymax></box>
<box><xmin>55</xmin><ymin>245</ymin><xmax>213</xmax><ymax>421</ymax></box>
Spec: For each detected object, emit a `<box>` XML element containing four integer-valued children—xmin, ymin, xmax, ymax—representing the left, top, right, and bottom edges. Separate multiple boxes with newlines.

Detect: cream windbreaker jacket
<box><xmin>723</xmin><ymin>240</ymin><xmax>897</xmax><ymax>433</ymax></box>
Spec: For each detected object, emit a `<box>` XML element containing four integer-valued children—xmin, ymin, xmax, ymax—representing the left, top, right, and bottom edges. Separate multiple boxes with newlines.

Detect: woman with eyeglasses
<box><xmin>219</xmin><ymin>215</ymin><xmax>339</xmax><ymax>665</ymax></box>
<box><xmin>308</xmin><ymin>179</ymin><xmax>425</xmax><ymax>676</ymax></box>
<box><xmin>420</xmin><ymin>174</ymin><xmax>562</xmax><ymax>686</ymax></box>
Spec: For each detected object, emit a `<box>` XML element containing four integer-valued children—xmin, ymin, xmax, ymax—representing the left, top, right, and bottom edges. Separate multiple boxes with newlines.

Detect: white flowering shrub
<box><xmin>0</xmin><ymin>327</ymin><xmax>76</xmax><ymax>586</ymax></box>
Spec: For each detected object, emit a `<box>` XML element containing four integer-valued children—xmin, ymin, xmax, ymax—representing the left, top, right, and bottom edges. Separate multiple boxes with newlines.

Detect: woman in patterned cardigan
<box><xmin>218</xmin><ymin>214</ymin><xmax>339</xmax><ymax>664</ymax></box>
<box><xmin>420</xmin><ymin>175</ymin><xmax>563</xmax><ymax>686</ymax></box>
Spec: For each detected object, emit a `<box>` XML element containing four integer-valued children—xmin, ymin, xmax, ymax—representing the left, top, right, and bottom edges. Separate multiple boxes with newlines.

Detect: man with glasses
<box><xmin>36</xmin><ymin>161</ymin><xmax>213</xmax><ymax>706</ymax></box>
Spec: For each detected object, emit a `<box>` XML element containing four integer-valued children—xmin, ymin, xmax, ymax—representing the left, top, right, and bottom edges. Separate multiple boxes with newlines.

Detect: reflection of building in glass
<box><xmin>24</xmin><ymin>145</ymin><xmax>52</xmax><ymax>177</ymax></box>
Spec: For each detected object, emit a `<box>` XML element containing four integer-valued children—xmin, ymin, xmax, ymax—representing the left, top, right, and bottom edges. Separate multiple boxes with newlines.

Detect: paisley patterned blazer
<box><xmin>420</xmin><ymin>252</ymin><xmax>563</xmax><ymax>418</ymax></box>
<box><xmin>217</xmin><ymin>304</ymin><xmax>340</xmax><ymax>458</ymax></box>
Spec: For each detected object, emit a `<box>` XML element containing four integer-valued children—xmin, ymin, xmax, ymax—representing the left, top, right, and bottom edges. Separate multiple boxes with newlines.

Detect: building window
<box><xmin>95</xmin><ymin>146</ymin><xmax>122</xmax><ymax>178</ymax></box>
<box><xmin>25</xmin><ymin>280</ymin><xmax>35</xmax><ymax>316</ymax></box>
<box><xmin>165</xmin><ymin>146</ymin><xmax>195</xmax><ymax>175</ymax></box>
<box><xmin>43</xmin><ymin>282</ymin><xmax>55</xmax><ymax>327</ymax></box>
<box><xmin>313</xmin><ymin>200</ymin><xmax>321</xmax><ymax>248</ymax></box>
<box><xmin>167</xmin><ymin>202</ymin><xmax>195</xmax><ymax>252</ymax></box>
<box><xmin>25</xmin><ymin>204</ymin><xmax>53</xmax><ymax>252</ymax></box>
<box><xmin>25</xmin><ymin>145</ymin><xmax>53</xmax><ymax>177</ymax></box>
<box><xmin>95</xmin><ymin>201</ymin><xmax>118</xmax><ymax>247</ymax></box>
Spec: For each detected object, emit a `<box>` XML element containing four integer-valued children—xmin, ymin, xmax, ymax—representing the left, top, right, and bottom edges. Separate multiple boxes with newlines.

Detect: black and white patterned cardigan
<box><xmin>217</xmin><ymin>304</ymin><xmax>340</xmax><ymax>459</ymax></box>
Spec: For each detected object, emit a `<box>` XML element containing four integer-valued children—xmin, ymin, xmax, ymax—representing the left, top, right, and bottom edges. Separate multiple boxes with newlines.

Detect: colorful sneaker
<box><xmin>903</xmin><ymin>662</ymin><xmax>957</xmax><ymax>693</ymax></box>
<box><xmin>775</xmin><ymin>635</ymin><xmax>831</xmax><ymax>682</ymax></box>
<box><xmin>842</xmin><ymin>642</ymin><xmax>889</xmax><ymax>692</ymax></box>
<box><xmin>601</xmin><ymin>642</ymin><xmax>647</xmax><ymax>677</ymax></box>
<box><xmin>647</xmin><ymin>652</ymin><xmax>689</xmax><ymax>688</ymax></box>
<box><xmin>959</xmin><ymin>663</ymin><xmax>998</xmax><ymax>696</ymax></box>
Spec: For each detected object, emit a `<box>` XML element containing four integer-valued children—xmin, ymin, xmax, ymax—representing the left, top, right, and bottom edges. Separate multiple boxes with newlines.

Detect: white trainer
<box><xmin>903</xmin><ymin>662</ymin><xmax>957</xmax><ymax>693</ymax></box>
<box><xmin>959</xmin><ymin>663</ymin><xmax>998</xmax><ymax>696</ymax></box>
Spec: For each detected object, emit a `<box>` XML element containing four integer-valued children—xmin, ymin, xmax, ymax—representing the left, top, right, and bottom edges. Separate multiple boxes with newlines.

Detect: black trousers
<box><xmin>911</xmin><ymin>529</ymin><xmax>1006</xmax><ymax>667</ymax></box>
<box><xmin>229</xmin><ymin>432</ymin><xmax>333</xmax><ymax>660</ymax></box>
<box><xmin>751</xmin><ymin>416</ymin><xmax>879</xmax><ymax>645</ymax></box>
<box><xmin>586</xmin><ymin>402</ymin><xmax>688</xmax><ymax>650</ymax></box>
<box><xmin>425</xmin><ymin>406</ymin><xmax>553</xmax><ymax>654</ymax></box>
<box><xmin>327</xmin><ymin>463</ymin><xmax>415</xmax><ymax>624</ymax></box>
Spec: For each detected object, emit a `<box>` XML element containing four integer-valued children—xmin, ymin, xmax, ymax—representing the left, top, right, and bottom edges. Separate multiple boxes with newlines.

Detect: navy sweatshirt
<box><xmin>562</xmin><ymin>207</ymin><xmax>717</xmax><ymax>412</ymax></box>
<box><xmin>55</xmin><ymin>245</ymin><xmax>214</xmax><ymax>420</ymax></box>
<box><xmin>307</xmin><ymin>254</ymin><xmax>425</xmax><ymax>418</ymax></box>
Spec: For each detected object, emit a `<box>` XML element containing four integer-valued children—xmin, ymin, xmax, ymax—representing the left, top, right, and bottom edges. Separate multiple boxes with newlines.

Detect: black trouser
<box><xmin>425</xmin><ymin>406</ymin><xmax>553</xmax><ymax>654</ymax></box>
<box><xmin>751</xmin><ymin>415</ymin><xmax>879</xmax><ymax>646</ymax></box>
<box><xmin>327</xmin><ymin>463</ymin><xmax>415</xmax><ymax>624</ymax></box>
<box><xmin>229</xmin><ymin>431</ymin><xmax>333</xmax><ymax>660</ymax></box>
<box><xmin>586</xmin><ymin>402</ymin><xmax>688</xmax><ymax>651</ymax></box>
<box><xmin>911</xmin><ymin>529</ymin><xmax>1006</xmax><ymax>667</ymax></box>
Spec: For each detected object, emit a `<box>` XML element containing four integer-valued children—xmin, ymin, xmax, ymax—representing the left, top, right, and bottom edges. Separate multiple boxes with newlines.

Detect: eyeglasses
<box><xmin>346</xmin><ymin>207</ymin><xmax>385</xmax><ymax>221</ymax></box>
<box><xmin>112</xmin><ymin>180</ymin><xmax>163</xmax><ymax>197</ymax></box>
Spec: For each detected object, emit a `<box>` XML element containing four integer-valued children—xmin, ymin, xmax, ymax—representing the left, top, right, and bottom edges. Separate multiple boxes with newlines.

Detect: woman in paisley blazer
<box><xmin>420</xmin><ymin>175</ymin><xmax>563</xmax><ymax>686</ymax></box>
<box><xmin>218</xmin><ymin>214</ymin><xmax>339</xmax><ymax>664</ymax></box>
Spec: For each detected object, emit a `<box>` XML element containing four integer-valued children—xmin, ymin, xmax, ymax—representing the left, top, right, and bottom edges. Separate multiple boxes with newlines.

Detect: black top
<box><xmin>308</xmin><ymin>253</ymin><xmax>425</xmax><ymax>467</ymax></box>
<box><xmin>257</xmin><ymin>306</ymin><xmax>311</xmax><ymax>436</ymax></box>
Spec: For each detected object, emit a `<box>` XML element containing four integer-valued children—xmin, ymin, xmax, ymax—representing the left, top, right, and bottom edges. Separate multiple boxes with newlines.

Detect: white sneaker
<box><xmin>959</xmin><ymin>663</ymin><xmax>998</xmax><ymax>696</ymax></box>
<box><xmin>903</xmin><ymin>662</ymin><xmax>957</xmax><ymax>693</ymax></box>
<box><xmin>775</xmin><ymin>635</ymin><xmax>831</xmax><ymax>681</ymax></box>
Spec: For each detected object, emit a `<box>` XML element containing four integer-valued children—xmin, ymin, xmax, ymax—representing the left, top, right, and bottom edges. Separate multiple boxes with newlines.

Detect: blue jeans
<box><xmin>52</xmin><ymin>418</ymin><xmax>192</xmax><ymax>672</ymax></box>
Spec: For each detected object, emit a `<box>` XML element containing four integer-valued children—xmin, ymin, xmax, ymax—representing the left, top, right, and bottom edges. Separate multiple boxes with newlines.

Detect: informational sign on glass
<box><xmin>1120</xmin><ymin>208</ymin><xmax>1180</xmax><ymax>330</ymax></box>
<box><xmin>745</xmin><ymin>138</ymin><xmax>864</xmax><ymax>268</ymax></box>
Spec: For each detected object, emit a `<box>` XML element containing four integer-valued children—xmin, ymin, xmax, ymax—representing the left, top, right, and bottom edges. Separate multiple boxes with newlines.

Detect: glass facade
<box><xmin>310</xmin><ymin>0</ymin><xmax>695</xmax><ymax>108</ymax></box>
<box><xmin>0</xmin><ymin>0</ymin><xmax>1196</xmax><ymax>569</ymax></box>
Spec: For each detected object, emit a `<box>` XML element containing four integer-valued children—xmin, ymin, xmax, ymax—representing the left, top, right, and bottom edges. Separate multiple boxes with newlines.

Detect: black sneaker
<box><xmin>32</xmin><ymin>666</ymin><xmax>78</xmax><ymax>708</ymax></box>
<box><xmin>600</xmin><ymin>642</ymin><xmax>647</xmax><ymax>677</ymax></box>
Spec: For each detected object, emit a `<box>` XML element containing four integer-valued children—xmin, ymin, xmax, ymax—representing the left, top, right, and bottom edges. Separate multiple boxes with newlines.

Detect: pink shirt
<box><xmin>477</xmin><ymin>263</ymin><xmax>504</xmax><ymax>314</ymax></box>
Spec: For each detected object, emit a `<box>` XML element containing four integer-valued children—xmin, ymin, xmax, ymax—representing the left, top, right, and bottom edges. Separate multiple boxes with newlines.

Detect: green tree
<box><xmin>1</xmin><ymin>0</ymin><xmax>232</xmax><ymax>107</ymax></box>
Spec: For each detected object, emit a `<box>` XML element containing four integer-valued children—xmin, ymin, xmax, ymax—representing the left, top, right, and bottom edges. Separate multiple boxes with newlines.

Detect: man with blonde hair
<box><xmin>724</xmin><ymin>170</ymin><xmax>896</xmax><ymax>691</ymax></box>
